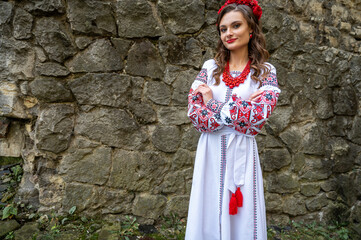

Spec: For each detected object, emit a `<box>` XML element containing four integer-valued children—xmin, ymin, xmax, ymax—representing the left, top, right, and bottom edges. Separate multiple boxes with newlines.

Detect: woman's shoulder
<box><xmin>264</xmin><ymin>62</ymin><xmax>276</xmax><ymax>74</ymax></box>
<box><xmin>202</xmin><ymin>59</ymin><xmax>217</xmax><ymax>70</ymax></box>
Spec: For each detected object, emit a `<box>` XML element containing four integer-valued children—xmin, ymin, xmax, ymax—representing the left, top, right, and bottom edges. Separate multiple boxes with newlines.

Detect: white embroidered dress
<box><xmin>185</xmin><ymin>59</ymin><xmax>281</xmax><ymax>240</ymax></box>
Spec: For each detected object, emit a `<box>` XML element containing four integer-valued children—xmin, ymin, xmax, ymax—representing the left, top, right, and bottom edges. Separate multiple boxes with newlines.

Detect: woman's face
<box><xmin>219</xmin><ymin>10</ymin><xmax>252</xmax><ymax>52</ymax></box>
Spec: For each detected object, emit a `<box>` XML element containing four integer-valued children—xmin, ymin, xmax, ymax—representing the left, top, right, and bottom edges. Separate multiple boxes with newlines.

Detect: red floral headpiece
<box><xmin>218</xmin><ymin>0</ymin><xmax>263</xmax><ymax>21</ymax></box>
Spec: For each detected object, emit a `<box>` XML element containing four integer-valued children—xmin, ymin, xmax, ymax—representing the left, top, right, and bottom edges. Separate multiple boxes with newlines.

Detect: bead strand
<box><xmin>222</xmin><ymin>60</ymin><xmax>251</xmax><ymax>89</ymax></box>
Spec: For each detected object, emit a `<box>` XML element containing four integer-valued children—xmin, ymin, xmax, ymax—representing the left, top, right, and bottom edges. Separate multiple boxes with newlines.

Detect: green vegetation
<box><xmin>267</xmin><ymin>220</ymin><xmax>357</xmax><ymax>240</ymax></box>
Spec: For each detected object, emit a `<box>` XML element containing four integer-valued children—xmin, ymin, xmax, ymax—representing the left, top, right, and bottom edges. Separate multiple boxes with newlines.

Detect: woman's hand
<box><xmin>194</xmin><ymin>84</ymin><xmax>213</xmax><ymax>105</ymax></box>
<box><xmin>248</xmin><ymin>89</ymin><xmax>264</xmax><ymax>102</ymax></box>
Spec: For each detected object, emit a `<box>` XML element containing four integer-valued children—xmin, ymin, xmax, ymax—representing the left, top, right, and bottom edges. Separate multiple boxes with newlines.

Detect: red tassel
<box><xmin>235</xmin><ymin>187</ymin><xmax>243</xmax><ymax>207</ymax></box>
<box><xmin>229</xmin><ymin>193</ymin><xmax>238</xmax><ymax>215</ymax></box>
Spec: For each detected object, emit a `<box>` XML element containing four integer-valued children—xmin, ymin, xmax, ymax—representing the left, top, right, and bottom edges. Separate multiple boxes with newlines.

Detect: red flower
<box><xmin>253</xmin><ymin>5</ymin><xmax>262</xmax><ymax>20</ymax></box>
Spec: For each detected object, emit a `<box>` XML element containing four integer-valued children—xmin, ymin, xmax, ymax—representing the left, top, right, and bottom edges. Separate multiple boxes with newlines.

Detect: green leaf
<box><xmin>69</xmin><ymin>206</ymin><xmax>76</xmax><ymax>215</ymax></box>
<box><xmin>61</xmin><ymin>217</ymin><xmax>68</xmax><ymax>225</ymax></box>
<box><xmin>2</xmin><ymin>205</ymin><xmax>12</xmax><ymax>220</ymax></box>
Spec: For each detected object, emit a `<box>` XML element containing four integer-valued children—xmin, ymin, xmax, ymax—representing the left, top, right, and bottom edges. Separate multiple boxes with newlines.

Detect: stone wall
<box><xmin>0</xmin><ymin>0</ymin><xmax>360</xmax><ymax>230</ymax></box>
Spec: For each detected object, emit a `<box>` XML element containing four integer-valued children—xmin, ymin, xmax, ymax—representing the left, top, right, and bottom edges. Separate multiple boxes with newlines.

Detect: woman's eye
<box><xmin>220</xmin><ymin>28</ymin><xmax>227</xmax><ymax>33</ymax></box>
<box><xmin>234</xmin><ymin>24</ymin><xmax>240</xmax><ymax>28</ymax></box>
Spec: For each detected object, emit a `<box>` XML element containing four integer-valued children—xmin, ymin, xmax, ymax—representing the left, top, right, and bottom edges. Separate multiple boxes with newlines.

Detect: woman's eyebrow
<box><xmin>219</xmin><ymin>21</ymin><xmax>243</xmax><ymax>28</ymax></box>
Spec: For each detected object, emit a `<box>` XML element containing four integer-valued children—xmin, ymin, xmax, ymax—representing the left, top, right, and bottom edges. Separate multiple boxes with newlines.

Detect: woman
<box><xmin>185</xmin><ymin>1</ymin><xmax>281</xmax><ymax>239</ymax></box>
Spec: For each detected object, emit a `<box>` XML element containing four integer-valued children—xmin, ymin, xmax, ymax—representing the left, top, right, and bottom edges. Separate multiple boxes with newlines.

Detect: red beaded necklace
<box><xmin>222</xmin><ymin>60</ymin><xmax>251</xmax><ymax>89</ymax></box>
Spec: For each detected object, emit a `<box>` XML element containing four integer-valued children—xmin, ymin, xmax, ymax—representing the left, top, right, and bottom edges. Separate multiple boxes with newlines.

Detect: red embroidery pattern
<box><xmin>188</xmin><ymin>89</ymin><xmax>221</xmax><ymax>132</ymax></box>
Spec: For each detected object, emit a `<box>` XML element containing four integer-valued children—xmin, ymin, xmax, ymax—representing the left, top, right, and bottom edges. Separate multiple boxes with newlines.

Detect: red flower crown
<box><xmin>218</xmin><ymin>0</ymin><xmax>263</xmax><ymax>21</ymax></box>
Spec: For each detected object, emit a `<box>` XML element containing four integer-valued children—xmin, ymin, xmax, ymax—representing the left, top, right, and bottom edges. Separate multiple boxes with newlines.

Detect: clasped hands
<box><xmin>194</xmin><ymin>84</ymin><xmax>264</xmax><ymax>105</ymax></box>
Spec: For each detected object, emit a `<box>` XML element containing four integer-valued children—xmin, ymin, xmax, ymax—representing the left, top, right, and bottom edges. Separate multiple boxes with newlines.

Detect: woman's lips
<box><xmin>227</xmin><ymin>38</ymin><xmax>237</xmax><ymax>43</ymax></box>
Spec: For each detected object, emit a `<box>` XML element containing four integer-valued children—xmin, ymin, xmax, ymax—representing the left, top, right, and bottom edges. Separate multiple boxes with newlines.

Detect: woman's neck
<box><xmin>229</xmin><ymin>47</ymin><xmax>249</xmax><ymax>71</ymax></box>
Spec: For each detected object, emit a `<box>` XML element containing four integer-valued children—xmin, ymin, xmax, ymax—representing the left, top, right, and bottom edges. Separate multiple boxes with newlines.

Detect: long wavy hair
<box><xmin>213</xmin><ymin>4</ymin><xmax>270</xmax><ymax>85</ymax></box>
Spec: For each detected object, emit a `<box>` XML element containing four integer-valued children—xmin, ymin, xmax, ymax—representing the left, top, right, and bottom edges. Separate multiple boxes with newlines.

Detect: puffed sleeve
<box><xmin>205</xmin><ymin>64</ymin><xmax>281</xmax><ymax>136</ymax></box>
<box><xmin>187</xmin><ymin>60</ymin><xmax>224</xmax><ymax>133</ymax></box>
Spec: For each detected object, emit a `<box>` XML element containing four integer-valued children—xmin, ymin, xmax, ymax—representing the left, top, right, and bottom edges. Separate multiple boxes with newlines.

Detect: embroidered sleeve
<box><xmin>187</xmin><ymin>65</ymin><xmax>223</xmax><ymax>133</ymax></box>
<box><xmin>207</xmin><ymin>68</ymin><xmax>281</xmax><ymax>136</ymax></box>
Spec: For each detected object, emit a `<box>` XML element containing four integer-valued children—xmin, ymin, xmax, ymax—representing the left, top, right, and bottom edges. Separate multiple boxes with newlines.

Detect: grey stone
<box><xmin>165</xmin><ymin>195</ymin><xmax>189</xmax><ymax>217</ymax></box>
<box><xmin>279</xmin><ymin>125</ymin><xmax>302</xmax><ymax>152</ymax></box>
<box><xmin>336</xmin><ymin>170</ymin><xmax>361</xmax><ymax>206</ymax></box>
<box><xmin>287</xmin><ymin>72</ymin><xmax>305</xmax><ymax>92</ymax></box>
<box><xmin>158</xmin><ymin>0</ymin><xmax>204</xmax><ymax>34</ymax></box>
<box><xmin>35</xmin><ymin>46</ymin><xmax>47</xmax><ymax>62</ymax></box>
<box><xmin>266</xmin><ymin>106</ymin><xmax>292</xmax><ymax>134</ymax></box>
<box><xmin>159</xmin><ymin>35</ymin><xmax>203</xmax><ymax>68</ymax></box>
<box><xmin>262</xmin><ymin>148</ymin><xmax>291</xmax><ymax>172</ymax></box>
<box><xmin>29</xmin><ymin>77</ymin><xmax>73</xmax><ymax>102</ymax></box>
<box><xmin>98</xmin><ymin>223</ymin><xmax>120</xmax><ymax>240</ymax></box>
<box><xmin>330</xmin><ymin>138</ymin><xmax>356</xmax><ymax>173</ymax></box>
<box><xmin>34</xmin><ymin>104</ymin><xmax>75</xmax><ymax>153</ymax></box>
<box><xmin>161</xmin><ymin>171</ymin><xmax>185</xmax><ymax>194</ymax></box>
<box><xmin>333</xmin><ymin>86</ymin><xmax>357</xmax><ymax>116</ymax></box>
<box><xmin>34</xmin><ymin>17</ymin><xmax>76</xmax><ymax>63</ymax></box>
<box><xmin>0</xmin><ymin>2</ymin><xmax>13</xmax><ymax>25</ymax></box>
<box><xmin>126</xmin><ymin>40</ymin><xmax>165</xmax><ymax>79</ymax></box>
<box><xmin>157</xmin><ymin>107</ymin><xmax>189</xmax><ymax>125</ymax></box>
<box><xmin>0</xmin><ymin>82</ymin><xmax>29</xmax><ymax>119</ymax></box>
<box><xmin>300</xmin><ymin>156</ymin><xmax>332</xmax><ymax>180</ymax></box>
<box><xmin>14</xmin><ymin>222</ymin><xmax>39</xmax><ymax>240</ymax></box>
<box><xmin>35</xmin><ymin>62</ymin><xmax>70</xmax><ymax>77</ymax></box>
<box><xmin>62</xmin><ymin>183</ymin><xmax>98</xmax><ymax>213</ymax></box>
<box><xmin>128</xmin><ymin>101</ymin><xmax>157</xmax><ymax>124</ymax></box>
<box><xmin>264</xmin><ymin>135</ymin><xmax>284</xmax><ymax>148</ymax></box>
<box><xmin>59</xmin><ymin>137</ymin><xmax>111</xmax><ymax>185</ymax></box>
<box><xmin>172</xmin><ymin>69</ymin><xmax>199</xmax><ymax>106</ymax></box>
<box><xmin>316</xmin><ymin>88</ymin><xmax>334</xmax><ymax>119</ymax></box>
<box><xmin>350</xmin><ymin>201</ymin><xmax>361</xmax><ymax>236</ymax></box>
<box><xmin>197</xmin><ymin>25</ymin><xmax>219</xmax><ymax>49</ymax></box>
<box><xmin>0</xmin><ymin>36</ymin><xmax>35</xmax><ymax>80</ymax></box>
<box><xmin>172</xmin><ymin>148</ymin><xmax>194</xmax><ymax>170</ymax></box>
<box><xmin>265</xmin><ymin>193</ymin><xmax>283</xmax><ymax>213</ymax></box>
<box><xmin>115</xmin><ymin>0</ymin><xmax>164</xmax><ymax>38</ymax></box>
<box><xmin>74</xmin><ymin>107</ymin><xmax>147</xmax><ymax>150</ymax></box>
<box><xmin>292</xmin><ymin>153</ymin><xmax>305</xmax><ymax>173</ymax></box>
<box><xmin>110</xmin><ymin>38</ymin><xmax>132</xmax><ymax>59</ymax></box>
<box><xmin>267</xmin><ymin>214</ymin><xmax>290</xmax><ymax>226</ymax></box>
<box><xmin>75</xmin><ymin>36</ymin><xmax>93</xmax><ymax>50</ymax></box>
<box><xmin>132</xmin><ymin>194</ymin><xmax>167</xmax><ymax>219</ymax></box>
<box><xmin>266</xmin><ymin>173</ymin><xmax>299</xmax><ymax>194</ymax></box>
<box><xmin>321</xmin><ymin>179</ymin><xmax>338</xmax><ymax>192</ymax></box>
<box><xmin>348</xmin><ymin>117</ymin><xmax>361</xmax><ymax>144</ymax></box>
<box><xmin>69</xmin><ymin>73</ymin><xmax>131</xmax><ymax>108</ymax></box>
<box><xmin>205</xmin><ymin>0</ymin><xmax>221</xmax><ymax>10</ymax></box>
<box><xmin>0</xmin><ymin>117</ymin><xmax>10</xmax><ymax>138</ymax></box>
<box><xmin>291</xmin><ymin>95</ymin><xmax>315</xmax><ymax>122</ymax></box>
<box><xmin>301</xmin><ymin>122</ymin><xmax>325</xmax><ymax>155</ymax></box>
<box><xmin>107</xmin><ymin>149</ymin><xmax>166</xmax><ymax>192</ymax></box>
<box><xmin>0</xmin><ymin>220</ymin><xmax>20</xmax><ymax>238</ymax></box>
<box><xmin>181</xmin><ymin>126</ymin><xmax>201</xmax><ymax>151</ymax></box>
<box><xmin>99</xmin><ymin>188</ymin><xmax>134</xmax><ymax>215</ymax></box>
<box><xmin>65</xmin><ymin>39</ymin><xmax>123</xmax><ymax>73</ymax></box>
<box><xmin>164</xmin><ymin>65</ymin><xmax>183</xmax><ymax>85</ymax></box>
<box><xmin>327</xmin><ymin>116</ymin><xmax>352</xmax><ymax>137</ymax></box>
<box><xmin>130</xmin><ymin>77</ymin><xmax>145</xmax><ymax>101</ymax></box>
<box><xmin>306</xmin><ymin>193</ymin><xmax>329</xmax><ymax>212</ymax></box>
<box><xmin>146</xmin><ymin>81</ymin><xmax>171</xmax><ymax>105</ymax></box>
<box><xmin>67</xmin><ymin>0</ymin><xmax>116</xmax><ymax>36</ymax></box>
<box><xmin>13</xmin><ymin>8</ymin><xmax>33</xmax><ymax>40</ymax></box>
<box><xmin>326</xmin><ymin>191</ymin><xmax>338</xmax><ymax>200</ymax></box>
<box><xmin>206</xmin><ymin>10</ymin><xmax>218</xmax><ymax>25</ymax></box>
<box><xmin>283</xmin><ymin>194</ymin><xmax>307</xmax><ymax>216</ymax></box>
<box><xmin>23</xmin><ymin>0</ymin><xmax>65</xmax><ymax>14</ymax></box>
<box><xmin>152</xmin><ymin>125</ymin><xmax>181</xmax><ymax>153</ymax></box>
<box><xmin>300</xmin><ymin>183</ymin><xmax>321</xmax><ymax>197</ymax></box>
